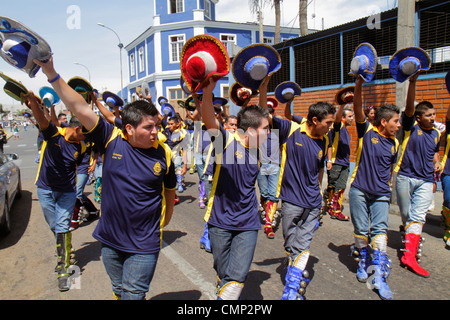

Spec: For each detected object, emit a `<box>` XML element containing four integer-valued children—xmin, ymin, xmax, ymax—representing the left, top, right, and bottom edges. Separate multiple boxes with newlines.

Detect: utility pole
<box><xmin>259</xmin><ymin>0</ymin><xmax>264</xmax><ymax>43</ymax></box>
<box><xmin>395</xmin><ymin>0</ymin><xmax>416</xmax><ymax>111</ymax></box>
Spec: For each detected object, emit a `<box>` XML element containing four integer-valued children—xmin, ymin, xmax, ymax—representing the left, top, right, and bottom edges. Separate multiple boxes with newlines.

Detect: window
<box><xmin>130</xmin><ymin>53</ymin><xmax>135</xmax><ymax>76</ymax></box>
<box><xmin>263</xmin><ymin>37</ymin><xmax>274</xmax><ymax>45</ymax></box>
<box><xmin>220</xmin><ymin>34</ymin><xmax>236</xmax><ymax>55</ymax></box>
<box><xmin>170</xmin><ymin>35</ymin><xmax>185</xmax><ymax>63</ymax></box>
<box><xmin>138</xmin><ymin>47</ymin><xmax>145</xmax><ymax>73</ymax></box>
<box><xmin>169</xmin><ymin>0</ymin><xmax>184</xmax><ymax>14</ymax></box>
<box><xmin>169</xmin><ymin>88</ymin><xmax>186</xmax><ymax>100</ymax></box>
<box><xmin>204</xmin><ymin>0</ymin><xmax>211</xmax><ymax>18</ymax></box>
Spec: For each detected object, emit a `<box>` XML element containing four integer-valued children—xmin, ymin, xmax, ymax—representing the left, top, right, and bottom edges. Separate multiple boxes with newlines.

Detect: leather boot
<box><xmin>400</xmin><ymin>223</ymin><xmax>429</xmax><ymax>277</ymax></box>
<box><xmin>56</xmin><ymin>232</ymin><xmax>72</xmax><ymax>292</ymax></box>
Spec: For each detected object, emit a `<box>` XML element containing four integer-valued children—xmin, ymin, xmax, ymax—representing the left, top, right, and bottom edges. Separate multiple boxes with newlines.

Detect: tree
<box><xmin>299</xmin><ymin>0</ymin><xmax>308</xmax><ymax>36</ymax></box>
<box><xmin>274</xmin><ymin>0</ymin><xmax>281</xmax><ymax>44</ymax></box>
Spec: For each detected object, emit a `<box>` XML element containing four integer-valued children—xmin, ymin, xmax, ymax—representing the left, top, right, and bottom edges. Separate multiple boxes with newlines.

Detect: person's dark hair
<box><xmin>58</xmin><ymin>113</ymin><xmax>67</xmax><ymax>119</ymax></box>
<box><xmin>414</xmin><ymin>101</ymin><xmax>434</xmax><ymax>118</ymax></box>
<box><xmin>225</xmin><ymin>115</ymin><xmax>237</xmax><ymax>124</ymax></box>
<box><xmin>68</xmin><ymin>116</ymin><xmax>82</xmax><ymax>128</ymax></box>
<box><xmin>373</xmin><ymin>104</ymin><xmax>400</xmax><ymax>126</ymax></box>
<box><xmin>237</xmin><ymin>105</ymin><xmax>269</xmax><ymax>132</ymax></box>
<box><xmin>168</xmin><ymin>116</ymin><xmax>180</xmax><ymax>123</ymax></box>
<box><xmin>364</xmin><ymin>106</ymin><xmax>375</xmax><ymax>117</ymax></box>
<box><xmin>307</xmin><ymin>102</ymin><xmax>335</xmax><ymax>125</ymax></box>
<box><xmin>121</xmin><ymin>100</ymin><xmax>158</xmax><ymax>132</ymax></box>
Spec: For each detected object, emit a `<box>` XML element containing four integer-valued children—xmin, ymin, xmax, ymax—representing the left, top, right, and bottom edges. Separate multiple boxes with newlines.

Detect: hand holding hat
<box><xmin>389</xmin><ymin>47</ymin><xmax>431</xmax><ymax>83</ymax></box>
<box><xmin>274</xmin><ymin>81</ymin><xmax>301</xmax><ymax>104</ymax></box>
<box><xmin>0</xmin><ymin>72</ymin><xmax>29</xmax><ymax>102</ymax></box>
<box><xmin>349</xmin><ymin>43</ymin><xmax>378</xmax><ymax>82</ymax></box>
<box><xmin>335</xmin><ymin>86</ymin><xmax>355</xmax><ymax>105</ymax></box>
<box><xmin>0</xmin><ymin>17</ymin><xmax>52</xmax><ymax>78</ymax></box>
<box><xmin>181</xmin><ymin>34</ymin><xmax>230</xmax><ymax>94</ymax></box>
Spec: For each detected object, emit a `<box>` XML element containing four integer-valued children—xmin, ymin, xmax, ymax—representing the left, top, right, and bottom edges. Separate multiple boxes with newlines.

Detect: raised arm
<box><xmin>33</xmin><ymin>57</ymin><xmax>98</xmax><ymax>131</ymax></box>
<box><xmin>24</xmin><ymin>92</ymin><xmax>49</xmax><ymax>130</ymax></box>
<box><xmin>91</xmin><ymin>92</ymin><xmax>116</xmax><ymax>125</ymax></box>
<box><xmin>405</xmin><ymin>72</ymin><xmax>420</xmax><ymax>118</ymax></box>
<box><xmin>200</xmin><ymin>79</ymin><xmax>220</xmax><ymax>134</ymax></box>
<box><xmin>353</xmin><ymin>75</ymin><xmax>365</xmax><ymax>123</ymax></box>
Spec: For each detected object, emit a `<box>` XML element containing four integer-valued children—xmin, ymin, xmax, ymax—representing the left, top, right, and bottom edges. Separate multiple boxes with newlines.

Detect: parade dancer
<box><xmin>260</xmin><ymin>77</ymin><xmax>334</xmax><ymax>300</ymax></box>
<box><xmin>349</xmin><ymin>75</ymin><xmax>400</xmax><ymax>300</ymax></box>
<box><xmin>394</xmin><ymin>72</ymin><xmax>441</xmax><ymax>277</ymax></box>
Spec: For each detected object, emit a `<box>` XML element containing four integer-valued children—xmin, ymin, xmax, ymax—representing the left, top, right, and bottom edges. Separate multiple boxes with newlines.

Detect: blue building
<box><xmin>125</xmin><ymin>0</ymin><xmax>300</xmax><ymax>115</ymax></box>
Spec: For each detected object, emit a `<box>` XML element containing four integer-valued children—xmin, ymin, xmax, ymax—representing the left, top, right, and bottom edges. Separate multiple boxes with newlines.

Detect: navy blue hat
<box><xmin>102</xmin><ymin>91</ymin><xmax>124</xmax><ymax>109</ymax></box>
<box><xmin>161</xmin><ymin>103</ymin><xmax>175</xmax><ymax>117</ymax></box>
<box><xmin>232</xmin><ymin>44</ymin><xmax>281</xmax><ymax>91</ymax></box>
<box><xmin>389</xmin><ymin>47</ymin><xmax>431</xmax><ymax>83</ymax></box>
<box><xmin>0</xmin><ymin>17</ymin><xmax>52</xmax><ymax>78</ymax></box>
<box><xmin>274</xmin><ymin>81</ymin><xmax>301</xmax><ymax>104</ymax></box>
<box><xmin>445</xmin><ymin>69</ymin><xmax>450</xmax><ymax>94</ymax></box>
<box><xmin>158</xmin><ymin>96</ymin><xmax>168</xmax><ymax>106</ymax></box>
<box><xmin>349</xmin><ymin>43</ymin><xmax>378</xmax><ymax>82</ymax></box>
<box><xmin>213</xmin><ymin>97</ymin><xmax>228</xmax><ymax>107</ymax></box>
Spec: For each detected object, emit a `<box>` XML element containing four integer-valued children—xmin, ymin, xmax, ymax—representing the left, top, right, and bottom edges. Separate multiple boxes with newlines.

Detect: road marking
<box><xmin>161</xmin><ymin>240</ymin><xmax>216</xmax><ymax>300</ymax></box>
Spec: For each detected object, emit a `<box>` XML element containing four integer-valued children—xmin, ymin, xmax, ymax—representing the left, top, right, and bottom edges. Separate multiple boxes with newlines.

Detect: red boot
<box><xmin>329</xmin><ymin>189</ymin><xmax>349</xmax><ymax>221</ymax></box>
<box><xmin>264</xmin><ymin>201</ymin><xmax>276</xmax><ymax>239</ymax></box>
<box><xmin>401</xmin><ymin>233</ymin><xmax>429</xmax><ymax>278</ymax></box>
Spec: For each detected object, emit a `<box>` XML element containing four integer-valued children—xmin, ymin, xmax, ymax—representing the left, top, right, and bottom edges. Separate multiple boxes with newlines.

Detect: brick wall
<box><xmin>266</xmin><ymin>76</ymin><xmax>449</xmax><ymax>163</ymax></box>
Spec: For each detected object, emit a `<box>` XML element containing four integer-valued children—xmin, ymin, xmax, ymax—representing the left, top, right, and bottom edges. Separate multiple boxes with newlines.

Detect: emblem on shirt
<box><xmin>74</xmin><ymin>151</ymin><xmax>79</xmax><ymax>160</ymax></box>
<box><xmin>153</xmin><ymin>162</ymin><xmax>162</xmax><ymax>176</ymax></box>
<box><xmin>371</xmin><ymin>137</ymin><xmax>379</xmax><ymax>144</ymax></box>
<box><xmin>418</xmin><ymin>130</ymin><xmax>423</xmax><ymax>136</ymax></box>
<box><xmin>318</xmin><ymin>150</ymin><xmax>323</xmax><ymax>160</ymax></box>
<box><xmin>391</xmin><ymin>146</ymin><xmax>395</xmax><ymax>155</ymax></box>
<box><xmin>235</xmin><ymin>150</ymin><xmax>243</xmax><ymax>159</ymax></box>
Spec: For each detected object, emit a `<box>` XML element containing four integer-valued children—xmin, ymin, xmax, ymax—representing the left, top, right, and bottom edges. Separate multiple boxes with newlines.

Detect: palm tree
<box><xmin>274</xmin><ymin>0</ymin><xmax>281</xmax><ymax>44</ymax></box>
<box><xmin>249</xmin><ymin>0</ymin><xmax>282</xmax><ymax>44</ymax></box>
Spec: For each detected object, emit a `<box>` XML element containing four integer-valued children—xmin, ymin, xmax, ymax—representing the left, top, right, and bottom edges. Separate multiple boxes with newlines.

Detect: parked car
<box><xmin>0</xmin><ymin>153</ymin><xmax>22</xmax><ymax>236</ymax></box>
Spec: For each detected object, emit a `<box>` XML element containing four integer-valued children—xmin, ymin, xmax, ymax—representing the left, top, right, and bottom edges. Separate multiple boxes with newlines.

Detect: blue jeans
<box><xmin>101</xmin><ymin>244</ymin><xmax>159</xmax><ymax>300</ymax></box>
<box><xmin>349</xmin><ymin>186</ymin><xmax>390</xmax><ymax>241</ymax></box>
<box><xmin>281</xmin><ymin>201</ymin><xmax>321</xmax><ymax>258</ymax></box>
<box><xmin>208</xmin><ymin>225</ymin><xmax>258</xmax><ymax>286</ymax></box>
<box><xmin>257</xmin><ymin>164</ymin><xmax>280</xmax><ymax>202</ymax></box>
<box><xmin>76</xmin><ymin>173</ymin><xmax>89</xmax><ymax>201</ymax></box>
<box><xmin>37</xmin><ymin>187</ymin><xmax>76</xmax><ymax>234</ymax></box>
<box><xmin>441</xmin><ymin>174</ymin><xmax>450</xmax><ymax>208</ymax></box>
<box><xmin>395</xmin><ymin>174</ymin><xmax>433</xmax><ymax>226</ymax></box>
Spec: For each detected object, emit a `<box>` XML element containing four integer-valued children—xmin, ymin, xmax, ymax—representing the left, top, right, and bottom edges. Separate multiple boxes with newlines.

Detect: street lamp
<box><xmin>73</xmin><ymin>62</ymin><xmax>91</xmax><ymax>83</ymax></box>
<box><xmin>97</xmin><ymin>22</ymin><xmax>125</xmax><ymax>102</ymax></box>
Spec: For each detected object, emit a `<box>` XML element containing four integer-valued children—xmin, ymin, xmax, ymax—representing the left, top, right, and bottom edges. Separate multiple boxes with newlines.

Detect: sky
<box><xmin>0</xmin><ymin>0</ymin><xmax>398</xmax><ymax>108</ymax></box>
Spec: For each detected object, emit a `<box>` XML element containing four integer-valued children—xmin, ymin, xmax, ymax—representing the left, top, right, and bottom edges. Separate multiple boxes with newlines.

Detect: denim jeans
<box><xmin>349</xmin><ymin>186</ymin><xmax>390</xmax><ymax>240</ymax></box>
<box><xmin>441</xmin><ymin>174</ymin><xmax>450</xmax><ymax>208</ymax></box>
<box><xmin>101</xmin><ymin>244</ymin><xmax>159</xmax><ymax>300</ymax></box>
<box><xmin>208</xmin><ymin>225</ymin><xmax>258</xmax><ymax>286</ymax></box>
<box><xmin>257</xmin><ymin>164</ymin><xmax>280</xmax><ymax>202</ymax></box>
<box><xmin>281</xmin><ymin>201</ymin><xmax>321</xmax><ymax>259</ymax></box>
<box><xmin>76</xmin><ymin>173</ymin><xmax>89</xmax><ymax>201</ymax></box>
<box><xmin>395</xmin><ymin>174</ymin><xmax>433</xmax><ymax>226</ymax></box>
<box><xmin>37</xmin><ymin>187</ymin><xmax>76</xmax><ymax>234</ymax></box>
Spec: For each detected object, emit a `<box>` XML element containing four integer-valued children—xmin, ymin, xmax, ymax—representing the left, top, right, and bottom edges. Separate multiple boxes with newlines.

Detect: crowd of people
<box><xmin>5</xmin><ymin>34</ymin><xmax>449</xmax><ymax>301</ymax></box>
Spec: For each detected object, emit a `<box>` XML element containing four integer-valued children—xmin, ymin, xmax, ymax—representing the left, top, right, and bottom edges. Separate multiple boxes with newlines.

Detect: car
<box><xmin>0</xmin><ymin>153</ymin><xmax>22</xmax><ymax>236</ymax></box>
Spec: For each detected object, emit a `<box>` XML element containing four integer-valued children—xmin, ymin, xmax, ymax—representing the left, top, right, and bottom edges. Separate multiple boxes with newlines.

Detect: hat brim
<box><xmin>349</xmin><ymin>43</ymin><xmax>378</xmax><ymax>82</ymax></box>
<box><xmin>0</xmin><ymin>72</ymin><xmax>28</xmax><ymax>101</ymax></box>
<box><xmin>335</xmin><ymin>86</ymin><xmax>355</xmax><ymax>105</ymax></box>
<box><xmin>0</xmin><ymin>17</ymin><xmax>52</xmax><ymax>78</ymax></box>
<box><xmin>267</xmin><ymin>97</ymin><xmax>278</xmax><ymax>109</ymax></box>
<box><xmin>39</xmin><ymin>86</ymin><xmax>60</xmax><ymax>106</ymax></box>
<box><xmin>158</xmin><ymin>96</ymin><xmax>168</xmax><ymax>106</ymax></box>
<box><xmin>389</xmin><ymin>47</ymin><xmax>431</xmax><ymax>83</ymax></box>
<box><xmin>68</xmin><ymin>77</ymin><xmax>93</xmax><ymax>103</ymax></box>
<box><xmin>274</xmin><ymin>81</ymin><xmax>301</xmax><ymax>104</ymax></box>
<box><xmin>181</xmin><ymin>34</ymin><xmax>230</xmax><ymax>94</ymax></box>
<box><xmin>232</xmin><ymin>44</ymin><xmax>281</xmax><ymax>91</ymax></box>
<box><xmin>161</xmin><ymin>103</ymin><xmax>175</xmax><ymax>117</ymax></box>
<box><xmin>213</xmin><ymin>97</ymin><xmax>228</xmax><ymax>106</ymax></box>
<box><xmin>229</xmin><ymin>82</ymin><xmax>258</xmax><ymax>106</ymax></box>
<box><xmin>102</xmin><ymin>91</ymin><xmax>124</xmax><ymax>108</ymax></box>
<box><xmin>184</xmin><ymin>94</ymin><xmax>205</xmax><ymax>112</ymax></box>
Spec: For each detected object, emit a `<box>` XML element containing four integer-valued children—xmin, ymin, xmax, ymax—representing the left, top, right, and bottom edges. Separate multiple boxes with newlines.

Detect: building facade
<box><xmin>125</xmin><ymin>0</ymin><xmax>300</xmax><ymax>115</ymax></box>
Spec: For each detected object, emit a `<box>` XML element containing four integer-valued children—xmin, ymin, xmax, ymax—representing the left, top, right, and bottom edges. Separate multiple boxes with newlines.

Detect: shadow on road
<box><xmin>0</xmin><ymin>190</ymin><xmax>32</xmax><ymax>250</ymax></box>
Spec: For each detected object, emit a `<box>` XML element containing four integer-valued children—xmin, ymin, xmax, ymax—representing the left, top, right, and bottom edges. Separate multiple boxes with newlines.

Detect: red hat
<box><xmin>181</xmin><ymin>34</ymin><xmax>230</xmax><ymax>93</ymax></box>
<box><xmin>335</xmin><ymin>86</ymin><xmax>355</xmax><ymax>105</ymax></box>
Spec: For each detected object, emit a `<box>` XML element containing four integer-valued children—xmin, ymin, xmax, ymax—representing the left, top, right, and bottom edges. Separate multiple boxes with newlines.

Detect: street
<box><xmin>0</xmin><ymin>125</ymin><xmax>449</xmax><ymax>302</ymax></box>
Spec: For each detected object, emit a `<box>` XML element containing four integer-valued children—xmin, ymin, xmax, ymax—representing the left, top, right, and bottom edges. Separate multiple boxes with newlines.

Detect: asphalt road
<box><xmin>0</xmin><ymin>125</ymin><xmax>448</xmax><ymax>303</ymax></box>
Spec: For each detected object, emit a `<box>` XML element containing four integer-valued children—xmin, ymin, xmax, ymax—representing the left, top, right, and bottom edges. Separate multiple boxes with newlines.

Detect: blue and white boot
<box><xmin>281</xmin><ymin>251</ymin><xmax>310</xmax><ymax>300</ymax></box>
<box><xmin>370</xmin><ymin>235</ymin><xmax>393</xmax><ymax>300</ymax></box>
<box><xmin>217</xmin><ymin>281</ymin><xmax>244</xmax><ymax>300</ymax></box>
<box><xmin>351</xmin><ymin>235</ymin><xmax>370</xmax><ymax>282</ymax></box>
<box><xmin>176</xmin><ymin>173</ymin><xmax>184</xmax><ymax>193</ymax></box>
<box><xmin>200</xmin><ymin>222</ymin><xmax>211</xmax><ymax>253</ymax></box>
